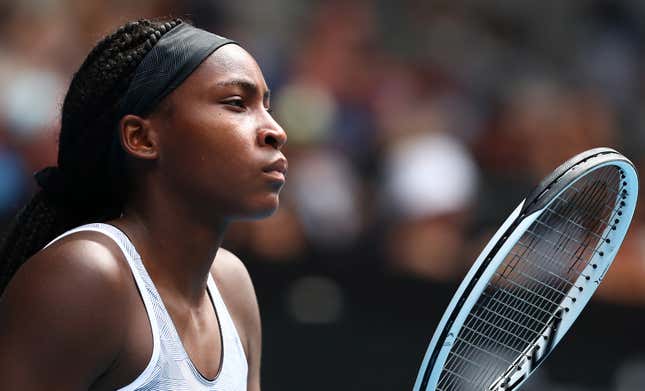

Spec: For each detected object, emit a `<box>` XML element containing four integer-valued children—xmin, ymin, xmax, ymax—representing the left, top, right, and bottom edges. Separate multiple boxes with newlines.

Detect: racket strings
<box><xmin>507</xmin><ymin>243</ymin><xmax>575</xmax><ymax>287</ymax></box>
<box><xmin>438</xmin><ymin>198</ymin><xmax>617</xmax><ymax>390</ymax></box>
<box><xmin>479</xmin><ymin>290</ymin><xmax>554</xmax><ymax>327</ymax></box>
<box><xmin>490</xmin><ymin>169</ymin><xmax>621</xmax><ymax>310</ymax></box>
<box><xmin>439</xmin><ymin>168</ymin><xmax>624</xmax><ymax>390</ymax></box>
<box><xmin>521</xmin><ymin>174</ymin><xmax>625</xmax><ymax>284</ymax></box>
<box><xmin>437</xmin><ymin>166</ymin><xmax>623</xmax><ymax>390</ymax></box>
<box><xmin>503</xmin><ymin>247</ymin><xmax>574</xmax><ymax>295</ymax></box>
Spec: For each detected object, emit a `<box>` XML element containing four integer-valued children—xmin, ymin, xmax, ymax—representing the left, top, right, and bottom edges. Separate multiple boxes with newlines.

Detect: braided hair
<box><xmin>0</xmin><ymin>18</ymin><xmax>183</xmax><ymax>294</ymax></box>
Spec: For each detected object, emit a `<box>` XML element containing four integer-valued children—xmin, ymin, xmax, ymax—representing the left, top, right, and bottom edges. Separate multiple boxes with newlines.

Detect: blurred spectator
<box><xmin>381</xmin><ymin>131</ymin><xmax>478</xmax><ymax>280</ymax></box>
<box><xmin>3</xmin><ymin>1</ymin><xmax>645</xmax><ymax>389</ymax></box>
<box><xmin>288</xmin><ymin>148</ymin><xmax>363</xmax><ymax>251</ymax></box>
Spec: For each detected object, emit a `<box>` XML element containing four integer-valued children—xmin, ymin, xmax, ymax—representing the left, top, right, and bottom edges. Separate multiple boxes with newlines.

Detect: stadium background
<box><xmin>1</xmin><ymin>1</ymin><xmax>645</xmax><ymax>389</ymax></box>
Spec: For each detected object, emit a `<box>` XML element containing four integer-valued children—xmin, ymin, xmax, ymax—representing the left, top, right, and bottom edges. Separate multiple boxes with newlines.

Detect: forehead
<box><xmin>191</xmin><ymin>44</ymin><xmax>267</xmax><ymax>88</ymax></box>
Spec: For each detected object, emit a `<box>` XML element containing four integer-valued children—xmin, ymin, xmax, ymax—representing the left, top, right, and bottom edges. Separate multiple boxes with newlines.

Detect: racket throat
<box><xmin>488</xmin><ymin>309</ymin><xmax>563</xmax><ymax>391</ymax></box>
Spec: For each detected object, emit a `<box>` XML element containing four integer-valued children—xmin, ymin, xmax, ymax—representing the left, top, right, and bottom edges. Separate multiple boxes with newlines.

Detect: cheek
<box><xmin>159</xmin><ymin>114</ymin><xmax>255</xmax><ymax>194</ymax></box>
<box><xmin>155</xmin><ymin>110</ymin><xmax>280</xmax><ymax>218</ymax></box>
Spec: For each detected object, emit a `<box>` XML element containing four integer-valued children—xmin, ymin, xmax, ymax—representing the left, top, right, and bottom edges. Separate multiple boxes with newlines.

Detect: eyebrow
<box><xmin>216</xmin><ymin>78</ymin><xmax>271</xmax><ymax>102</ymax></box>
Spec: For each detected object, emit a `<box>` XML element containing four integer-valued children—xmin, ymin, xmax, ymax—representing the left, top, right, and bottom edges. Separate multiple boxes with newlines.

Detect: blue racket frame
<box><xmin>413</xmin><ymin>148</ymin><xmax>638</xmax><ymax>391</ymax></box>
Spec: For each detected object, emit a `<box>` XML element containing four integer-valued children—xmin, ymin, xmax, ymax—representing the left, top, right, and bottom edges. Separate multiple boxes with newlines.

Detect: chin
<box><xmin>236</xmin><ymin>196</ymin><xmax>280</xmax><ymax>221</ymax></box>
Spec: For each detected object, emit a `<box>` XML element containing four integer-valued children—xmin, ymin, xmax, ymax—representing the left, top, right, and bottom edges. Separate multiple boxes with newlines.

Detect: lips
<box><xmin>263</xmin><ymin>157</ymin><xmax>288</xmax><ymax>182</ymax></box>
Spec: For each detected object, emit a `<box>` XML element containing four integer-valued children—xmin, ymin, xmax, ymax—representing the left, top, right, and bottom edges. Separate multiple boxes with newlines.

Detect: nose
<box><xmin>258</xmin><ymin>119</ymin><xmax>287</xmax><ymax>150</ymax></box>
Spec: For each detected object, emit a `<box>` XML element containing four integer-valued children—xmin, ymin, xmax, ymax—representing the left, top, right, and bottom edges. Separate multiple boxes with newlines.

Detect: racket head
<box><xmin>413</xmin><ymin>148</ymin><xmax>638</xmax><ymax>391</ymax></box>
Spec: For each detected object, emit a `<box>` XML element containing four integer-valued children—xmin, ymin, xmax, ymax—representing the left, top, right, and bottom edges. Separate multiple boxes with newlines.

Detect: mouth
<box><xmin>263</xmin><ymin>157</ymin><xmax>288</xmax><ymax>183</ymax></box>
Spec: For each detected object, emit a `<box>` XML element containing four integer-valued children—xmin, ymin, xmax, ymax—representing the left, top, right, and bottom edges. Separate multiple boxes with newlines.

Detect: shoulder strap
<box><xmin>45</xmin><ymin>223</ymin><xmax>162</xmax><ymax>390</ymax></box>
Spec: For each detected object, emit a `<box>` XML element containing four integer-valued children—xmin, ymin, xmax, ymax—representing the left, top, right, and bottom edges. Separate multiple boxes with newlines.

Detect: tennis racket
<box><xmin>413</xmin><ymin>147</ymin><xmax>638</xmax><ymax>391</ymax></box>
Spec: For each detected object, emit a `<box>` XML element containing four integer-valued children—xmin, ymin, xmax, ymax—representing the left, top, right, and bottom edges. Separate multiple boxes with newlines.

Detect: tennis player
<box><xmin>0</xmin><ymin>18</ymin><xmax>286</xmax><ymax>390</ymax></box>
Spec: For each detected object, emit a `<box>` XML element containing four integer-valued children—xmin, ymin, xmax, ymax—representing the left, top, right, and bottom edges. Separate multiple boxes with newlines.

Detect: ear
<box><xmin>118</xmin><ymin>114</ymin><xmax>159</xmax><ymax>160</ymax></box>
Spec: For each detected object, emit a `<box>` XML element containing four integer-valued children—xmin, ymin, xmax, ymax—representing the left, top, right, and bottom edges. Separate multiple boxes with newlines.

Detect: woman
<box><xmin>0</xmin><ymin>18</ymin><xmax>286</xmax><ymax>390</ymax></box>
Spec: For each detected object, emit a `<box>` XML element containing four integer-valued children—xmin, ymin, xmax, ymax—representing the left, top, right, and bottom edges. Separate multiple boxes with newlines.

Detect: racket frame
<box><xmin>413</xmin><ymin>148</ymin><xmax>638</xmax><ymax>391</ymax></box>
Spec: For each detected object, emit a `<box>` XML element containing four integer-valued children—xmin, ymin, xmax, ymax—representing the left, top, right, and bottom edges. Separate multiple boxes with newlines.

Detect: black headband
<box><xmin>117</xmin><ymin>23</ymin><xmax>236</xmax><ymax>117</ymax></box>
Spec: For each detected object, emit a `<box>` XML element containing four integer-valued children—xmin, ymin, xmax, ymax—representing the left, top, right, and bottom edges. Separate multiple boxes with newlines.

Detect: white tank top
<box><xmin>46</xmin><ymin>223</ymin><xmax>248</xmax><ymax>391</ymax></box>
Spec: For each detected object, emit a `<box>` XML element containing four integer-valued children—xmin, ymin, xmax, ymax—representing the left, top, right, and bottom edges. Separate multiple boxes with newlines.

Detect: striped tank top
<box><xmin>47</xmin><ymin>223</ymin><xmax>248</xmax><ymax>390</ymax></box>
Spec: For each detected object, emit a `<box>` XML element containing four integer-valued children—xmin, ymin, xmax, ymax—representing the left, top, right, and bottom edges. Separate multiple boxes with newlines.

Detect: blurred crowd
<box><xmin>2</xmin><ymin>0</ymin><xmax>645</xmax><ymax>390</ymax></box>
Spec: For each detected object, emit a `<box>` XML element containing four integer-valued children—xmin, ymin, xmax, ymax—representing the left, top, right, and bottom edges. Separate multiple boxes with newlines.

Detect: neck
<box><xmin>112</xmin><ymin>188</ymin><xmax>229</xmax><ymax>305</ymax></box>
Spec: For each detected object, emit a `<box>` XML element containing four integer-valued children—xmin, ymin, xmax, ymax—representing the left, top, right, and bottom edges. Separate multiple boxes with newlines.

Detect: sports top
<box><xmin>46</xmin><ymin>223</ymin><xmax>248</xmax><ymax>390</ymax></box>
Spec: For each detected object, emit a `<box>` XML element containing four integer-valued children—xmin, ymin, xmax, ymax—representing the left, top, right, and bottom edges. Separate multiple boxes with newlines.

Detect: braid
<box><xmin>0</xmin><ymin>193</ymin><xmax>59</xmax><ymax>291</ymax></box>
<box><xmin>0</xmin><ymin>18</ymin><xmax>183</xmax><ymax>295</ymax></box>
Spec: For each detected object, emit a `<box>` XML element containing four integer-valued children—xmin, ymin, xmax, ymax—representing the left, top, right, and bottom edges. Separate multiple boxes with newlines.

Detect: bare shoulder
<box><xmin>0</xmin><ymin>230</ymin><xmax>133</xmax><ymax>388</ymax></box>
<box><xmin>210</xmin><ymin>248</ymin><xmax>261</xmax><ymax>386</ymax></box>
<box><xmin>210</xmin><ymin>248</ymin><xmax>260</xmax><ymax>333</ymax></box>
<box><xmin>211</xmin><ymin>248</ymin><xmax>255</xmax><ymax>295</ymax></box>
<box><xmin>5</xmin><ymin>230</ymin><xmax>133</xmax><ymax>312</ymax></box>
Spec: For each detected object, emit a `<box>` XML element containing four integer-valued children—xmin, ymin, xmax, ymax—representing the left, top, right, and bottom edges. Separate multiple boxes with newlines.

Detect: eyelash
<box><xmin>224</xmin><ymin>99</ymin><xmax>273</xmax><ymax>114</ymax></box>
<box><xmin>225</xmin><ymin>99</ymin><xmax>245</xmax><ymax>109</ymax></box>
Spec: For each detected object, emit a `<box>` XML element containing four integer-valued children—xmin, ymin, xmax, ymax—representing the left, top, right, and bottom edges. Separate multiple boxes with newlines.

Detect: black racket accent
<box><xmin>488</xmin><ymin>309</ymin><xmax>563</xmax><ymax>391</ymax></box>
<box><xmin>521</xmin><ymin>148</ymin><xmax>620</xmax><ymax>216</ymax></box>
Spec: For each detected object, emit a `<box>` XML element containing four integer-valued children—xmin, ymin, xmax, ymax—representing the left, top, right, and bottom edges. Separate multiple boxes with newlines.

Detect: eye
<box><xmin>224</xmin><ymin>98</ymin><xmax>246</xmax><ymax>110</ymax></box>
